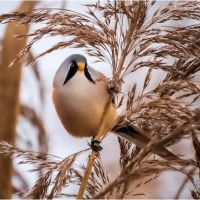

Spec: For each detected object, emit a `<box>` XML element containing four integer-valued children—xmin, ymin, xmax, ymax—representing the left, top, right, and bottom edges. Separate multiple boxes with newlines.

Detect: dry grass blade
<box><xmin>77</xmin><ymin>93</ymin><xmax>114</xmax><ymax>199</ymax></box>
<box><xmin>192</xmin><ymin>133</ymin><xmax>200</xmax><ymax>173</ymax></box>
<box><xmin>174</xmin><ymin>167</ymin><xmax>196</xmax><ymax>199</ymax></box>
<box><xmin>20</xmin><ymin>104</ymin><xmax>48</xmax><ymax>153</ymax></box>
<box><xmin>47</xmin><ymin>155</ymin><xmax>77</xmax><ymax>199</ymax></box>
<box><xmin>118</xmin><ymin>137</ymin><xmax>140</xmax><ymax>169</ymax></box>
<box><xmin>82</xmin><ymin>156</ymin><xmax>110</xmax><ymax>198</ymax></box>
<box><xmin>191</xmin><ymin>132</ymin><xmax>200</xmax><ymax>199</ymax></box>
<box><xmin>94</xmin><ymin>155</ymin><xmax>194</xmax><ymax>199</ymax></box>
<box><xmin>95</xmin><ymin>110</ymin><xmax>200</xmax><ymax>198</ymax></box>
<box><xmin>0</xmin><ymin>141</ymin><xmax>89</xmax><ymax>198</ymax></box>
<box><xmin>27</xmin><ymin>148</ymin><xmax>89</xmax><ymax>198</ymax></box>
<box><xmin>0</xmin><ymin>141</ymin><xmax>59</xmax><ymax>166</ymax></box>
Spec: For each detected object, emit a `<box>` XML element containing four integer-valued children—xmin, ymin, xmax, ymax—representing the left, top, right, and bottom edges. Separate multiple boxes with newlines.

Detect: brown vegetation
<box><xmin>0</xmin><ymin>0</ymin><xmax>199</xmax><ymax>199</ymax></box>
<box><xmin>0</xmin><ymin>1</ymin><xmax>35</xmax><ymax>198</ymax></box>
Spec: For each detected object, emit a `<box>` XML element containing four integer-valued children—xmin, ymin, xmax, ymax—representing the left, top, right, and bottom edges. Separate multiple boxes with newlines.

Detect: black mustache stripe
<box><xmin>84</xmin><ymin>67</ymin><xmax>95</xmax><ymax>84</ymax></box>
<box><xmin>63</xmin><ymin>65</ymin><xmax>78</xmax><ymax>85</ymax></box>
<box><xmin>63</xmin><ymin>65</ymin><xmax>95</xmax><ymax>85</ymax></box>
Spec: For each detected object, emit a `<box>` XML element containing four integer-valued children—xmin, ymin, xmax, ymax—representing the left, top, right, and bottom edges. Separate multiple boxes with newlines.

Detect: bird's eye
<box><xmin>70</xmin><ymin>63</ymin><xmax>75</xmax><ymax>67</ymax></box>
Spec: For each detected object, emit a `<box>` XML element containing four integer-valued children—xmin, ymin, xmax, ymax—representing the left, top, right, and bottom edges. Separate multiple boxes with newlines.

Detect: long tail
<box><xmin>113</xmin><ymin>124</ymin><xmax>178</xmax><ymax>160</ymax></box>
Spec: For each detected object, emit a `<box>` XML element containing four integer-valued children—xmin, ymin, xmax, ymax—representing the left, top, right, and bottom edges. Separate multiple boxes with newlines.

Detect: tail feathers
<box><xmin>113</xmin><ymin>125</ymin><xmax>178</xmax><ymax>160</ymax></box>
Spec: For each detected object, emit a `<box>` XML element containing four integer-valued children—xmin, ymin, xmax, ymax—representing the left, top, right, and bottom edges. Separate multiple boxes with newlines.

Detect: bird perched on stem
<box><xmin>53</xmin><ymin>54</ymin><xmax>177</xmax><ymax>160</ymax></box>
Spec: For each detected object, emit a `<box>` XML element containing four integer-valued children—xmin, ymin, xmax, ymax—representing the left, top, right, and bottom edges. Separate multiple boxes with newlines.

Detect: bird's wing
<box><xmin>113</xmin><ymin>124</ymin><xmax>179</xmax><ymax>160</ymax></box>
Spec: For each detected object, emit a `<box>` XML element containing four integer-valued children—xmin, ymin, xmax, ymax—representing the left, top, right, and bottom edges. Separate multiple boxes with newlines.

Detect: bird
<box><xmin>52</xmin><ymin>54</ymin><xmax>177</xmax><ymax>160</ymax></box>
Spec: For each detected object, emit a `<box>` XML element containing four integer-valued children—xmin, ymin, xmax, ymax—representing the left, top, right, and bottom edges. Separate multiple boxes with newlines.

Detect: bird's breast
<box><xmin>53</xmin><ymin>72</ymin><xmax>116</xmax><ymax>137</ymax></box>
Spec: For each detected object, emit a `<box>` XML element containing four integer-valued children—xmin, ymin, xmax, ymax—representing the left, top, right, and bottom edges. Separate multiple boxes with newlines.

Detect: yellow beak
<box><xmin>78</xmin><ymin>63</ymin><xmax>85</xmax><ymax>71</ymax></box>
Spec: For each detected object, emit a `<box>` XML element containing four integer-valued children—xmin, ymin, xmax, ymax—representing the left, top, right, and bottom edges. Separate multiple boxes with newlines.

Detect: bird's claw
<box><xmin>89</xmin><ymin>137</ymin><xmax>103</xmax><ymax>152</ymax></box>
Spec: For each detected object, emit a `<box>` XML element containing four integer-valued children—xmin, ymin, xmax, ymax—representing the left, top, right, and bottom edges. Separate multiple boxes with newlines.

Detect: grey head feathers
<box><xmin>53</xmin><ymin>54</ymin><xmax>96</xmax><ymax>88</ymax></box>
<box><xmin>67</xmin><ymin>54</ymin><xmax>87</xmax><ymax>64</ymax></box>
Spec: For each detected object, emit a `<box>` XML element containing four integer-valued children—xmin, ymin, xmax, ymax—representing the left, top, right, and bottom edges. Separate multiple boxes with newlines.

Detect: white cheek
<box><xmin>53</xmin><ymin>65</ymin><xmax>70</xmax><ymax>88</ymax></box>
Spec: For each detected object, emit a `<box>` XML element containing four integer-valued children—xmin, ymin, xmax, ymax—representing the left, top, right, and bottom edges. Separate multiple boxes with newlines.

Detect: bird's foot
<box><xmin>89</xmin><ymin>137</ymin><xmax>103</xmax><ymax>152</ymax></box>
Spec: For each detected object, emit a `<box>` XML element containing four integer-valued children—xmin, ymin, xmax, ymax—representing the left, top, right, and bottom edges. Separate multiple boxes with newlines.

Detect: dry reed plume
<box><xmin>0</xmin><ymin>0</ymin><xmax>200</xmax><ymax>198</ymax></box>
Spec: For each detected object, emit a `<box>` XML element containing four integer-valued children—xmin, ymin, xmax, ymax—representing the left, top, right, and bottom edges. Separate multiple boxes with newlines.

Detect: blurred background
<box><xmin>0</xmin><ymin>0</ymin><xmax>197</xmax><ymax>199</ymax></box>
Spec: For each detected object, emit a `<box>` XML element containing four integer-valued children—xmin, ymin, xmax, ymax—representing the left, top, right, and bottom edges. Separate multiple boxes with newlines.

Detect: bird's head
<box><xmin>67</xmin><ymin>54</ymin><xmax>87</xmax><ymax>72</ymax></box>
<box><xmin>53</xmin><ymin>54</ymin><xmax>95</xmax><ymax>88</ymax></box>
